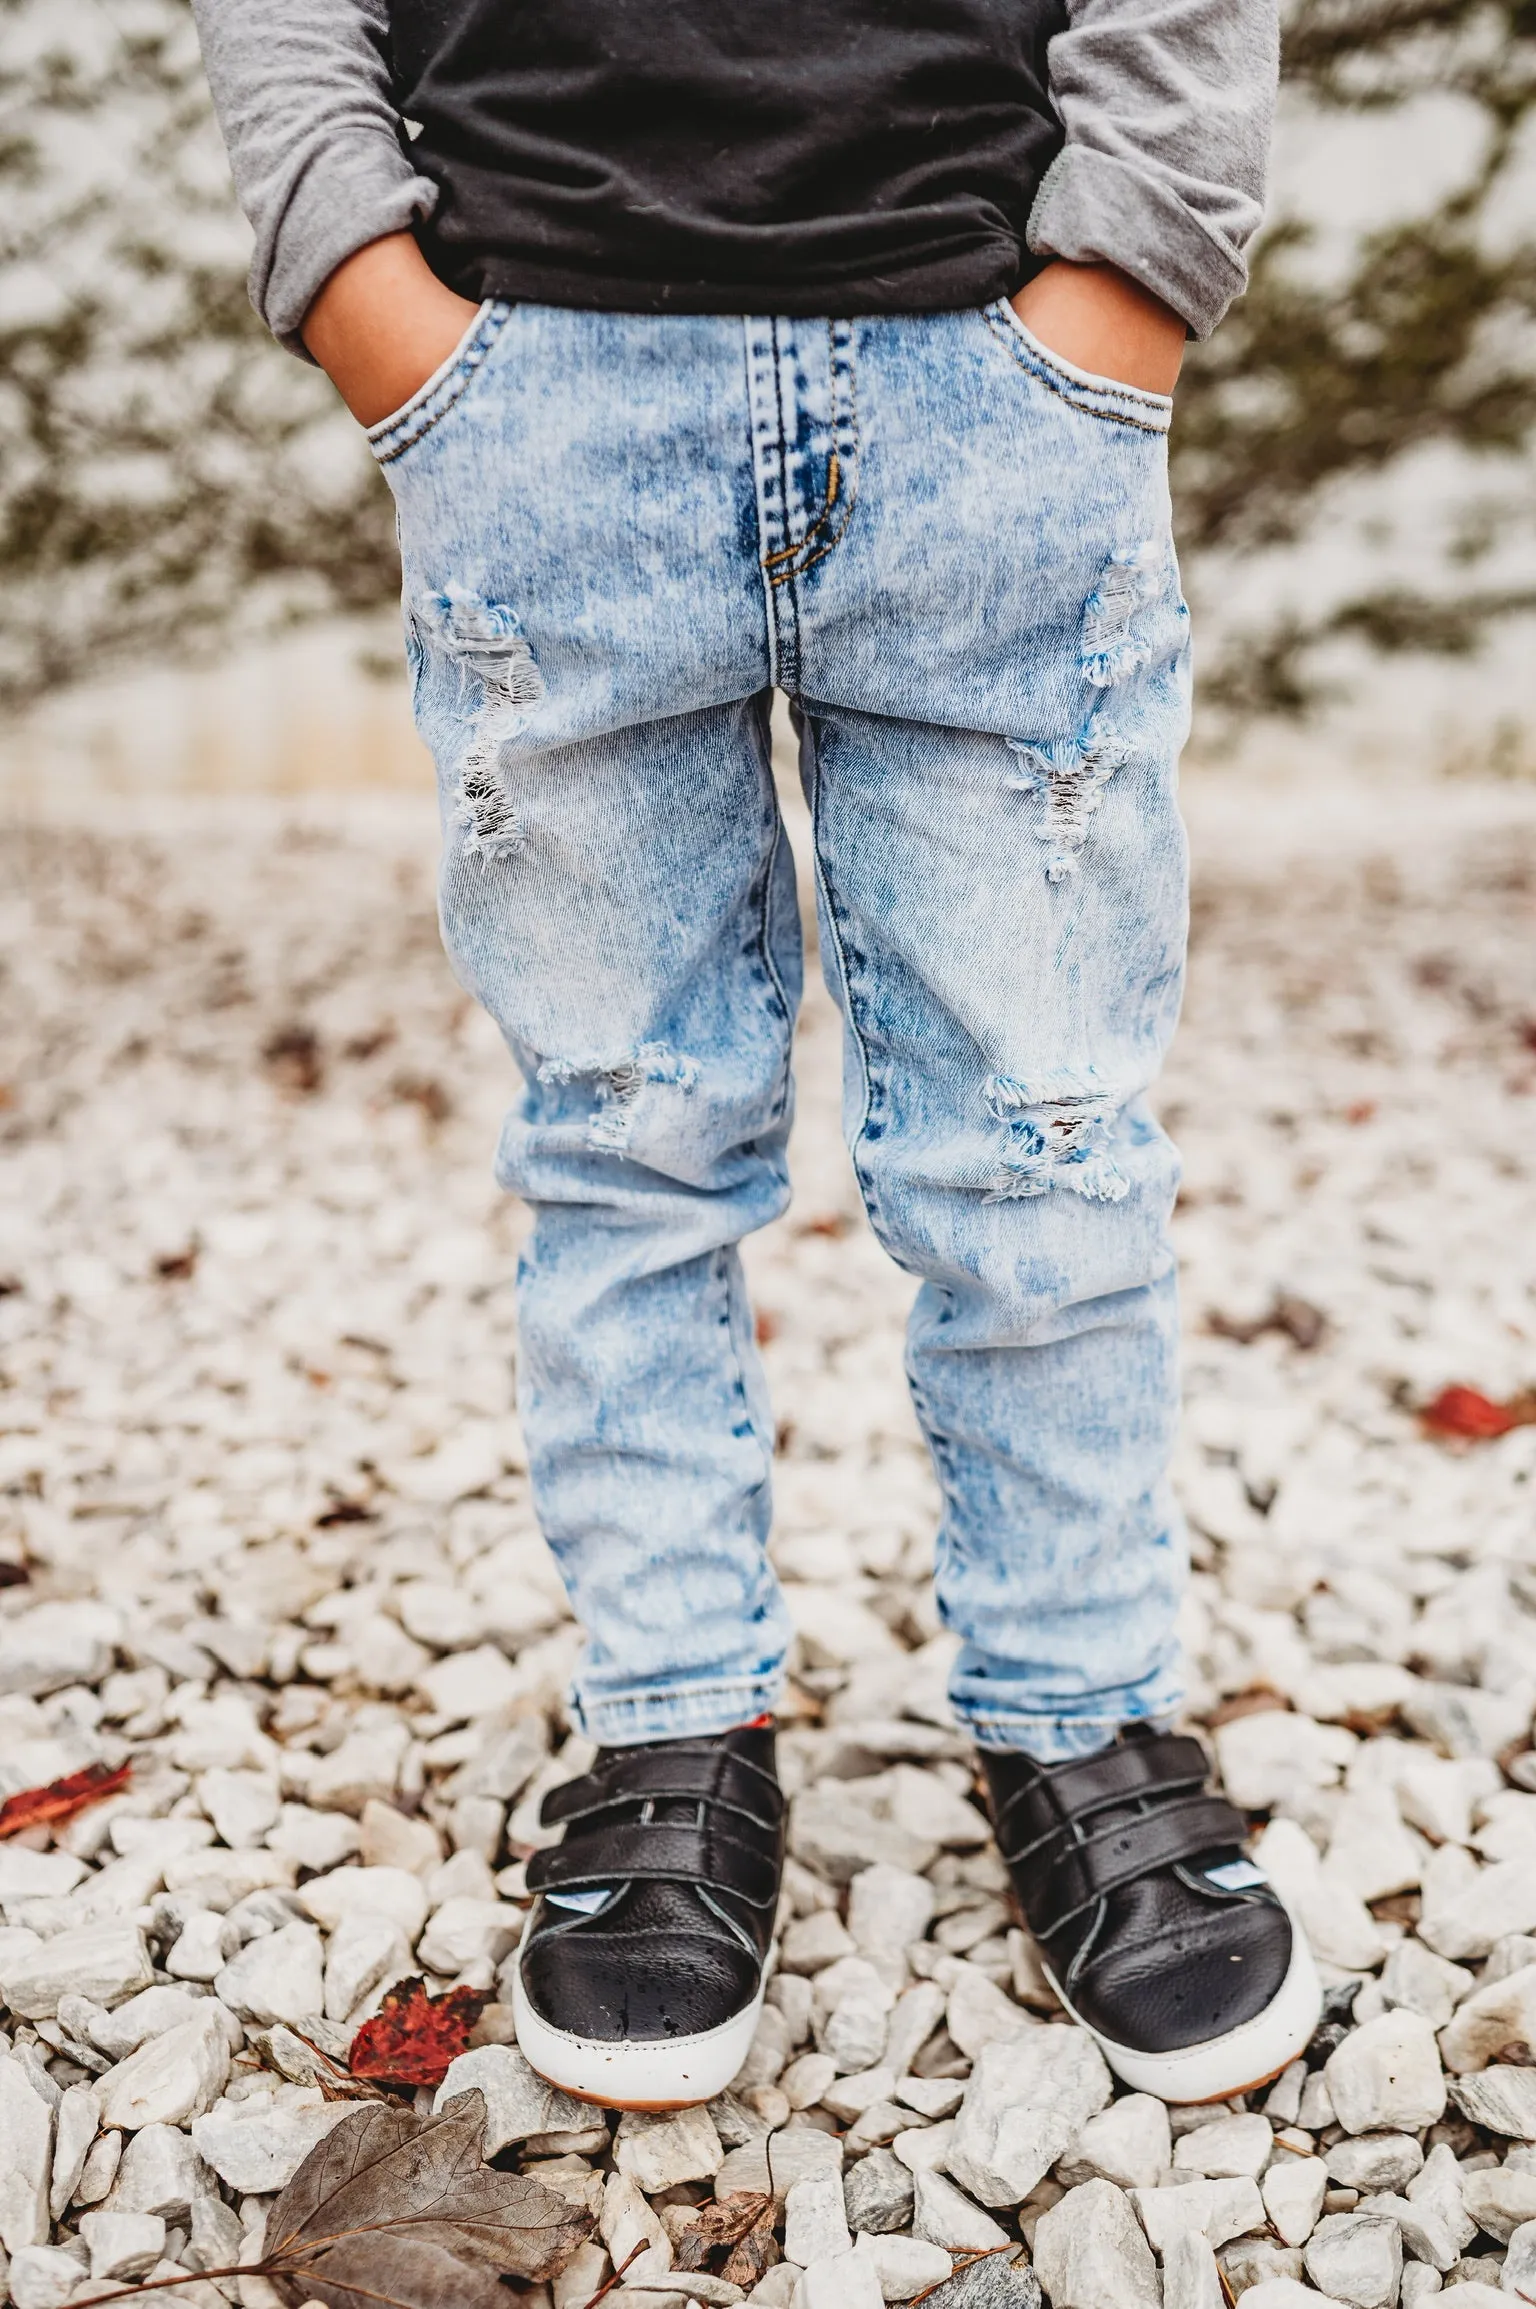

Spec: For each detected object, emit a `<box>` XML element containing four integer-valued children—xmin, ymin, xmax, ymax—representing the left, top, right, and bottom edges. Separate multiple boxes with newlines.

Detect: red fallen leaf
<box><xmin>0</xmin><ymin>1759</ymin><xmax>132</xmax><ymax>1839</ymax></box>
<box><xmin>348</xmin><ymin>1976</ymin><xmax>490</xmax><ymax>2087</ymax></box>
<box><xmin>1419</xmin><ymin>1384</ymin><xmax>1536</xmax><ymax>1443</ymax></box>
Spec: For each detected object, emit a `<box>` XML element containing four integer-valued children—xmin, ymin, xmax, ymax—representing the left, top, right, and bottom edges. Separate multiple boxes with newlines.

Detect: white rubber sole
<box><xmin>512</xmin><ymin>1966</ymin><xmax>765</xmax><ymax>2111</ymax></box>
<box><xmin>1047</xmin><ymin>1909</ymin><xmax>1323</xmax><ymax>2103</ymax></box>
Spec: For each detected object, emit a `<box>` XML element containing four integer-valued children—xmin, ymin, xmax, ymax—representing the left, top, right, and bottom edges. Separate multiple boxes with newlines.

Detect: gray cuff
<box><xmin>258</xmin><ymin>136</ymin><xmax>440</xmax><ymax>355</ymax></box>
<box><xmin>1027</xmin><ymin>143</ymin><xmax>1249</xmax><ymax>340</ymax></box>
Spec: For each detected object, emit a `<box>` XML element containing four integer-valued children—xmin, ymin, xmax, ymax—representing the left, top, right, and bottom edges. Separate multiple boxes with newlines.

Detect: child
<box><xmin>194</xmin><ymin>0</ymin><xmax>1316</xmax><ymax>2108</ymax></box>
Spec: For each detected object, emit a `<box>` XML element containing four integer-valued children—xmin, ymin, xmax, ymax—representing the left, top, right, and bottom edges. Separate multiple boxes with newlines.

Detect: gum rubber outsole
<box><xmin>1045</xmin><ymin>1910</ymin><xmax>1323</xmax><ymax>2104</ymax></box>
<box><xmin>512</xmin><ymin>1967</ymin><xmax>766</xmax><ymax>2111</ymax></box>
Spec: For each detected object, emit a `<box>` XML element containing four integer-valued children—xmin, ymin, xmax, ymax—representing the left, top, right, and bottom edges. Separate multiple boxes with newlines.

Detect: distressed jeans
<box><xmin>373</xmin><ymin>301</ymin><xmax>1193</xmax><ymax>1760</ymax></box>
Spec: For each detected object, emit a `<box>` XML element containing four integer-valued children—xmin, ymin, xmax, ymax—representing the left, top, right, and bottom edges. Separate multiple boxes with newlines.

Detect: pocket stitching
<box><xmin>370</xmin><ymin>302</ymin><xmax>513</xmax><ymax>466</ymax></box>
<box><xmin>982</xmin><ymin>302</ymin><xmax>1171</xmax><ymax>437</ymax></box>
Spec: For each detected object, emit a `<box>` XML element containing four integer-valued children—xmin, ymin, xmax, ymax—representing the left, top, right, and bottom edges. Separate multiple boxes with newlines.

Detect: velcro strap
<box><xmin>540</xmin><ymin>1749</ymin><xmax>783</xmax><ymax>1832</ymax></box>
<box><xmin>526</xmin><ymin>1821</ymin><xmax>780</xmax><ymax>1910</ymax></box>
<box><xmin>1031</xmin><ymin>1795</ymin><xmax>1247</xmax><ymax>1937</ymax></box>
<box><xmin>993</xmin><ymin>1736</ymin><xmax>1210</xmax><ymax>1865</ymax></box>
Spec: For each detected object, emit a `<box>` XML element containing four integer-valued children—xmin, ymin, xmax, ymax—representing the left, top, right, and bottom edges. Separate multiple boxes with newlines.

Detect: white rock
<box><xmin>1302</xmin><ymin>2211</ymin><xmax>1402</xmax><ymax>2309</ymax></box>
<box><xmin>1449</xmin><ymin>2065</ymin><xmax>1536</xmax><ymax>2138</ymax></box>
<box><xmin>214</xmin><ymin>1921</ymin><xmax>325</xmax><ymax>2027</ymax></box>
<box><xmin>108</xmin><ymin>2123</ymin><xmax>217</xmax><ymax>2221</ymax></box>
<box><xmin>782</xmin><ymin>2053</ymin><xmax>839</xmax><ymax>2111</ymax></box>
<box><xmin>96</xmin><ymin>2007</ymin><xmax>234</xmax><ymax>2131</ymax></box>
<box><xmin>1323</xmin><ymin>1785</ymin><xmax>1424</xmax><ymax>1903</ymax></box>
<box><xmin>0</xmin><ymin>1601</ymin><xmax>119</xmax><ymax>1697</ymax></box>
<box><xmin>416</xmin><ymin>1895</ymin><xmax>523</xmax><ymax>1973</ymax></box>
<box><xmin>1420</xmin><ymin>1859</ymin><xmax>1536</xmax><ymax>1962</ymax></box>
<box><xmin>615</xmin><ymin>2107</ymin><xmax>725</xmax><ymax>2191</ymax></box>
<box><xmin>946</xmin><ymin>2027</ymin><xmax>1113</xmax><ymax>2206</ymax></box>
<box><xmin>1324</xmin><ymin>2133</ymin><xmax>1422</xmax><ymax>2193</ymax></box>
<box><xmin>1133</xmin><ymin>2177</ymin><xmax>1265</xmax><ymax>2254</ymax></box>
<box><xmin>74</xmin><ymin>2127</ymin><xmax>124</xmax><ymax>2207</ymax></box>
<box><xmin>782</xmin><ymin>1910</ymin><xmax>858</xmax><ymax>1974</ymax></box>
<box><xmin>80</xmin><ymin>2208</ymin><xmax>166</xmax><ymax>2280</ymax></box>
<box><xmin>0</xmin><ymin>2053</ymin><xmax>55</xmax><ymax>2252</ymax></box>
<box><xmin>789</xmin><ymin>1785</ymin><xmax>938</xmax><ymax>1883</ymax></box>
<box><xmin>1251</xmin><ymin>1817</ymin><xmax>1388</xmax><ymax>1972</ymax></box>
<box><xmin>884</xmin><ymin>1982</ymin><xmax>948</xmax><ymax>2081</ymax></box>
<box><xmin>1214</xmin><ymin>1712</ymin><xmax>1354</xmax><ymax>1811</ymax></box>
<box><xmin>299</xmin><ymin>1863</ymin><xmax>427</xmax><ymax>1941</ymax></box>
<box><xmin>1262</xmin><ymin>2155</ymin><xmax>1328</xmax><ymax>2247</ymax></box>
<box><xmin>1439</xmin><ymin>1961</ymin><xmax>1536</xmax><ymax>2071</ymax></box>
<box><xmin>1172</xmin><ymin>2112</ymin><xmax>1273</xmax><ymax>2180</ymax></box>
<box><xmin>715</xmin><ymin>2129</ymin><xmax>843</xmax><ymax>2198</ymax></box>
<box><xmin>1032</xmin><ymin>2178</ymin><xmax>1160</xmax><ymax>2309</ymax></box>
<box><xmin>944</xmin><ymin>1965</ymin><xmax>1032</xmax><ymax>2060</ymax></box>
<box><xmin>908</xmin><ymin>2170</ymin><xmax>1009</xmax><ymax>2252</ymax></box>
<box><xmin>1057</xmin><ymin>2093</ymin><xmax>1171</xmax><ymax>2192</ymax></box>
<box><xmin>851</xmin><ymin>2233</ymin><xmax>951</xmax><ymax>2301</ymax></box>
<box><xmin>794</xmin><ymin>2250</ymin><xmax>885</xmax><ymax>2309</ymax></box>
<box><xmin>1323</xmin><ymin>2008</ymin><xmax>1447</xmax><ymax>2136</ymax></box>
<box><xmin>167</xmin><ymin>1909</ymin><xmax>238</xmax><ymax>1981</ymax></box>
<box><xmin>0</xmin><ymin>1921</ymin><xmax>154</xmax><ymax>2019</ymax></box>
<box><xmin>266</xmin><ymin>1804</ymin><xmax>363</xmax><ymax>1872</ymax></box>
<box><xmin>894</xmin><ymin>2123</ymin><xmax>955</xmax><ymax>2174</ymax></box>
<box><xmin>1379</xmin><ymin>1936</ymin><xmax>1471</xmax><ymax>2028</ymax></box>
<box><xmin>434</xmin><ymin>2044</ymin><xmax>589</xmax><ymax>2152</ymax></box>
<box><xmin>191</xmin><ymin>2094</ymin><xmax>354</xmax><ymax>2192</ymax></box>
<box><xmin>163</xmin><ymin>1847</ymin><xmax>297</xmax><ymax>1908</ymax></box>
<box><xmin>0</xmin><ymin>1848</ymin><xmax>87</xmax><ymax>1901</ymax></box>
<box><xmin>88</xmin><ymin>1985</ymin><xmax>212</xmax><ymax>2061</ymax></box>
<box><xmin>814</xmin><ymin>1958</ymin><xmax>895</xmax><ymax>2073</ymax></box>
<box><xmin>324</xmin><ymin>1910</ymin><xmax>413</xmax><ymax>2022</ymax></box>
<box><xmin>601</xmin><ymin>2172</ymin><xmax>673</xmax><ymax>2288</ymax></box>
<box><xmin>785</xmin><ymin>2171</ymin><xmax>852</xmax><ymax>2266</ymax></box>
<box><xmin>1159</xmin><ymin>2228</ymin><xmax>1226</xmax><ymax>2309</ymax></box>
<box><xmin>1503</xmin><ymin>2215</ymin><xmax>1536</xmax><ymax>2301</ymax></box>
<box><xmin>358</xmin><ymin>1799</ymin><xmax>442</xmax><ymax>1874</ymax></box>
<box><xmin>199</xmin><ymin>1769</ymin><xmax>282</xmax><ymax>1848</ymax></box>
<box><xmin>9</xmin><ymin>2244</ymin><xmax>88</xmax><ymax>2309</ymax></box>
<box><xmin>1397</xmin><ymin>1755</ymin><xmax>1497</xmax><ymax>1848</ymax></box>
<box><xmin>1239</xmin><ymin>2284</ymin><xmax>1348</xmax><ymax>2309</ymax></box>
<box><xmin>416</xmin><ymin>1643</ymin><xmax>522</xmax><ymax>1721</ymax></box>
<box><xmin>823</xmin><ymin>2068</ymin><xmax>897</xmax><ymax>2122</ymax></box>
<box><xmin>847</xmin><ymin>1866</ymin><xmax>937</xmax><ymax>1962</ymax></box>
<box><xmin>555</xmin><ymin>2241</ymin><xmax>612</xmax><ymax>2309</ymax></box>
<box><xmin>49</xmin><ymin>2082</ymin><xmax>98</xmax><ymax>2221</ymax></box>
<box><xmin>305</xmin><ymin>1726</ymin><xmax>410</xmax><ymax>1815</ymax></box>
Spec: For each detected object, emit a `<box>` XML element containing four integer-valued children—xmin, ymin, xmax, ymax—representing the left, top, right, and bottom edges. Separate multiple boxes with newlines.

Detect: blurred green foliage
<box><xmin>0</xmin><ymin>0</ymin><xmax>1533</xmax><ymax>714</ymax></box>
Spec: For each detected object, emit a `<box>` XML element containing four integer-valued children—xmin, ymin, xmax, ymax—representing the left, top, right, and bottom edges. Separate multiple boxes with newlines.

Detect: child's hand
<box><xmin>302</xmin><ymin>234</ymin><xmax>483</xmax><ymax>429</ymax></box>
<box><xmin>1009</xmin><ymin>261</ymin><xmax>1185</xmax><ymax>397</ymax></box>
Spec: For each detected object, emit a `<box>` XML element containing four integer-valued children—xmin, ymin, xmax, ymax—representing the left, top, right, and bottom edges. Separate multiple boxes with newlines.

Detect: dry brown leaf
<box><xmin>260</xmin><ymin>2090</ymin><xmax>593</xmax><ymax>2301</ymax></box>
<box><xmin>718</xmin><ymin>2211</ymin><xmax>779</xmax><ymax>2290</ymax></box>
<box><xmin>672</xmin><ymin>2193</ymin><xmax>771</xmax><ymax>2272</ymax></box>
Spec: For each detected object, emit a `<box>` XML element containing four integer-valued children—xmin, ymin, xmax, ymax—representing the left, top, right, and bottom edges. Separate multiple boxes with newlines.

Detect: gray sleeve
<box><xmin>1030</xmin><ymin>0</ymin><xmax>1280</xmax><ymax>338</ymax></box>
<box><xmin>190</xmin><ymin>0</ymin><xmax>440</xmax><ymax>355</ymax></box>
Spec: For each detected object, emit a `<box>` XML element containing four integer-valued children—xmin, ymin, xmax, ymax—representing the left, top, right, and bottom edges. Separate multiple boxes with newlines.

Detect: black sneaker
<box><xmin>512</xmin><ymin>1723</ymin><xmax>784</xmax><ymax>2109</ymax></box>
<box><xmin>982</xmin><ymin>1727</ymin><xmax>1321</xmax><ymax>2102</ymax></box>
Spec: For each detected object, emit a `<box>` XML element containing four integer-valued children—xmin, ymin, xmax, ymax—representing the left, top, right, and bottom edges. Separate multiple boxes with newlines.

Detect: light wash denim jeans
<box><xmin>372</xmin><ymin>300</ymin><xmax>1192</xmax><ymax>1761</ymax></box>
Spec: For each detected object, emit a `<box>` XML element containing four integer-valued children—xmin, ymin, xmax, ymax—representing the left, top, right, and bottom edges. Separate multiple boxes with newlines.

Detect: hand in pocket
<box><xmin>1010</xmin><ymin>261</ymin><xmax>1185</xmax><ymax>398</ymax></box>
<box><xmin>302</xmin><ymin>233</ymin><xmax>482</xmax><ymax>430</ymax></box>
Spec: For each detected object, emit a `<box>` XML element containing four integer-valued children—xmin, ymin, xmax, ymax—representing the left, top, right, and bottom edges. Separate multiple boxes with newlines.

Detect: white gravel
<box><xmin>2</xmin><ymin>763</ymin><xmax>1536</xmax><ymax>2305</ymax></box>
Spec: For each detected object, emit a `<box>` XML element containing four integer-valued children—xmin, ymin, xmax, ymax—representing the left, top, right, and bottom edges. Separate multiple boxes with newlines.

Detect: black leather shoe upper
<box><xmin>983</xmin><ymin>1728</ymin><xmax>1293</xmax><ymax>2055</ymax></box>
<box><xmin>520</xmin><ymin>1724</ymin><xmax>784</xmax><ymax>2044</ymax></box>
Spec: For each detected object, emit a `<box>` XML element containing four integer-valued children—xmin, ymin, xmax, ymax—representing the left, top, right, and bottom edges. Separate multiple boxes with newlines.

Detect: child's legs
<box><xmin>380</xmin><ymin>309</ymin><xmax>800</xmax><ymax>1743</ymax></box>
<box><xmin>783</xmin><ymin>308</ymin><xmax>1193</xmax><ymax>1759</ymax></box>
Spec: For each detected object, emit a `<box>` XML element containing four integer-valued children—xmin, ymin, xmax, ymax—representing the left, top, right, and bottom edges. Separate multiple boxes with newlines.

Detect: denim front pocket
<box><xmin>368</xmin><ymin>300</ymin><xmax>514</xmax><ymax>467</ymax></box>
<box><xmin>981</xmin><ymin>300</ymin><xmax>1174</xmax><ymax>437</ymax></box>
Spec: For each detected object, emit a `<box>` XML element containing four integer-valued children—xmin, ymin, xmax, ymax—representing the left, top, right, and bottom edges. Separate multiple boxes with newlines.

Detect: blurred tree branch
<box><xmin>0</xmin><ymin>0</ymin><xmax>1533</xmax><ymax>716</ymax></box>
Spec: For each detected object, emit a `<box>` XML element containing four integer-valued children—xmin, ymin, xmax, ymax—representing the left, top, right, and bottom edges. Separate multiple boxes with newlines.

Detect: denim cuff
<box><xmin>569</xmin><ymin>1673</ymin><xmax>785</xmax><ymax>1748</ymax></box>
